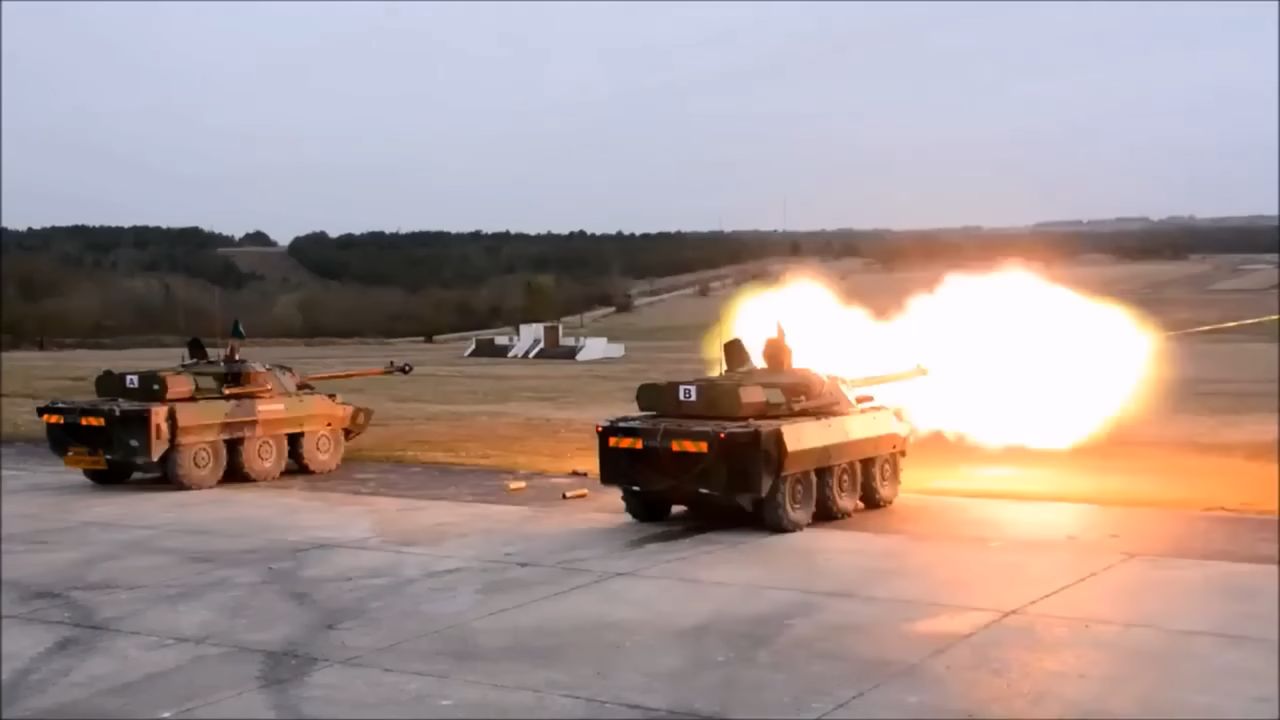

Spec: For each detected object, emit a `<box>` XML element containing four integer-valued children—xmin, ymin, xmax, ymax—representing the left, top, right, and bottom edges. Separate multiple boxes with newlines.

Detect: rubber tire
<box><xmin>859</xmin><ymin>454</ymin><xmax>901</xmax><ymax>509</ymax></box>
<box><xmin>166</xmin><ymin>441</ymin><xmax>227</xmax><ymax>491</ymax></box>
<box><xmin>622</xmin><ymin>490</ymin><xmax>673</xmax><ymax>523</ymax></box>
<box><xmin>83</xmin><ymin>463</ymin><xmax>133</xmax><ymax>486</ymax></box>
<box><xmin>227</xmin><ymin>435</ymin><xmax>287</xmax><ymax>482</ymax></box>
<box><xmin>815</xmin><ymin>462</ymin><xmax>860</xmax><ymax>521</ymax></box>
<box><xmin>291</xmin><ymin>429</ymin><xmax>344</xmax><ymax>474</ymax></box>
<box><xmin>761</xmin><ymin>471</ymin><xmax>816</xmax><ymax>533</ymax></box>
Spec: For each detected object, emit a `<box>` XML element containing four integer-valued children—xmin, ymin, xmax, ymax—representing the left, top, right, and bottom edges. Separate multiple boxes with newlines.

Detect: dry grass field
<box><xmin>3</xmin><ymin>255</ymin><xmax>1276</xmax><ymax>513</ymax></box>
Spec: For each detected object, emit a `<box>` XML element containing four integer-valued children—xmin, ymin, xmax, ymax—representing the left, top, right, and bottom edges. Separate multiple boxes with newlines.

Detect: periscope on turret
<box><xmin>34</xmin><ymin>320</ymin><xmax>413</xmax><ymax>491</ymax></box>
<box><xmin>596</xmin><ymin>326</ymin><xmax>926</xmax><ymax>533</ymax></box>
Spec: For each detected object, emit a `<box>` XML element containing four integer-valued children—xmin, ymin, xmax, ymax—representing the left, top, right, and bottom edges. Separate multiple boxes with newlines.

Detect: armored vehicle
<box><xmin>35</xmin><ymin>320</ymin><xmax>413</xmax><ymax>490</ymax></box>
<box><xmin>597</xmin><ymin>327</ymin><xmax>925</xmax><ymax>532</ymax></box>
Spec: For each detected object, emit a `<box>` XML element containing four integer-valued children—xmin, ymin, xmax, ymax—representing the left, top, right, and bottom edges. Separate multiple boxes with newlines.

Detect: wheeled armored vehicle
<box><xmin>597</xmin><ymin>328</ymin><xmax>925</xmax><ymax>532</ymax></box>
<box><xmin>35</xmin><ymin>321</ymin><xmax>413</xmax><ymax>490</ymax></box>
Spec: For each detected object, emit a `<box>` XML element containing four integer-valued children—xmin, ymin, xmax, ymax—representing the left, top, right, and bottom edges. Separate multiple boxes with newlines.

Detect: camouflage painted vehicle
<box><xmin>597</xmin><ymin>328</ymin><xmax>925</xmax><ymax>532</ymax></box>
<box><xmin>35</xmin><ymin>321</ymin><xmax>413</xmax><ymax>490</ymax></box>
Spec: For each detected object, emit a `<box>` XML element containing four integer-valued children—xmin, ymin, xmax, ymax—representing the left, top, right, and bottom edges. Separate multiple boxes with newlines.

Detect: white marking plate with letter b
<box><xmin>678</xmin><ymin>384</ymin><xmax>697</xmax><ymax>402</ymax></box>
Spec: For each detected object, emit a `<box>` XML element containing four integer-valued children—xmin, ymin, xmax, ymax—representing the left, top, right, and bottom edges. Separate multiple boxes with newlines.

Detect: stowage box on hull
<box><xmin>95</xmin><ymin>370</ymin><xmax>199</xmax><ymax>402</ymax></box>
<box><xmin>636</xmin><ymin>380</ymin><xmax>778</xmax><ymax>418</ymax></box>
<box><xmin>635</xmin><ymin>368</ymin><xmax>841</xmax><ymax>419</ymax></box>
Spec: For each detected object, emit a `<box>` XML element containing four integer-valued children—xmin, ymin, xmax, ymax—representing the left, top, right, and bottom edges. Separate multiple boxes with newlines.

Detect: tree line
<box><xmin>1</xmin><ymin>223</ymin><xmax>1275</xmax><ymax>348</ymax></box>
<box><xmin>283</xmin><ymin>229</ymin><xmax>843</xmax><ymax>291</ymax></box>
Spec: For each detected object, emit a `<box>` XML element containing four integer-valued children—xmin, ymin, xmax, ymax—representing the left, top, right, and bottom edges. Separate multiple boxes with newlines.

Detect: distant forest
<box><xmin>1</xmin><ymin>222</ymin><xmax>1276</xmax><ymax>346</ymax></box>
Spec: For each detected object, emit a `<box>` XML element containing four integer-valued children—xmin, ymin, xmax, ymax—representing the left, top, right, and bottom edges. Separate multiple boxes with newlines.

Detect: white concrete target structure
<box><xmin>464</xmin><ymin>323</ymin><xmax>625</xmax><ymax>361</ymax></box>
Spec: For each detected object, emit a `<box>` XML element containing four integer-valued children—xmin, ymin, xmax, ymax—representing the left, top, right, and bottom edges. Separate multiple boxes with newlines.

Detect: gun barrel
<box><xmin>220</xmin><ymin>383</ymin><xmax>273</xmax><ymax>397</ymax></box>
<box><xmin>301</xmin><ymin>362</ymin><xmax>414</xmax><ymax>383</ymax></box>
<box><xmin>839</xmin><ymin>365</ymin><xmax>928</xmax><ymax>389</ymax></box>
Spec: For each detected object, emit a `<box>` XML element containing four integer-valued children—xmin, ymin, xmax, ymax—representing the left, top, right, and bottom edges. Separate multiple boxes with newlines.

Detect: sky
<box><xmin>2</xmin><ymin>1</ymin><xmax>1277</xmax><ymax>241</ymax></box>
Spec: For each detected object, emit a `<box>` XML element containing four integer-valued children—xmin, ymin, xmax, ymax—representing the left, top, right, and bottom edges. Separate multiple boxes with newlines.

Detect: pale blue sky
<box><xmin>2</xmin><ymin>1</ymin><xmax>1276</xmax><ymax>241</ymax></box>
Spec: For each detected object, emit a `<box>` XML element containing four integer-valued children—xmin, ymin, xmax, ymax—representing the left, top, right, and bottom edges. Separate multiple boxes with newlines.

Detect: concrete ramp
<box><xmin>465</xmin><ymin>337</ymin><xmax>511</xmax><ymax>358</ymax></box>
<box><xmin>464</xmin><ymin>323</ymin><xmax>625</xmax><ymax>361</ymax></box>
<box><xmin>575</xmin><ymin>336</ymin><xmax>626</xmax><ymax>361</ymax></box>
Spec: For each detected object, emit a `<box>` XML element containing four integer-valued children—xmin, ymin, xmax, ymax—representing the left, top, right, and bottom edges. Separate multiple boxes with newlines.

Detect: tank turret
<box><xmin>635</xmin><ymin>326</ymin><xmax>925</xmax><ymax>419</ymax></box>
<box><xmin>91</xmin><ymin>321</ymin><xmax>412</xmax><ymax>403</ymax></box>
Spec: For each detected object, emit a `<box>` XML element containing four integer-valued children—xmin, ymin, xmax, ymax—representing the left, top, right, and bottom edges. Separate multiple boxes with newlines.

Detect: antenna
<box><xmin>718</xmin><ymin>317</ymin><xmax>724</xmax><ymax>375</ymax></box>
<box><xmin>214</xmin><ymin>286</ymin><xmax>222</xmax><ymax>361</ymax></box>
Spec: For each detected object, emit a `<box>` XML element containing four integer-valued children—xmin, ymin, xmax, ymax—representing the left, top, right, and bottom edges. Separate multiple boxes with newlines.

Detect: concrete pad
<box><xmin>356</xmin><ymin>574</ymin><xmax>999</xmax><ymax>718</ymax></box>
<box><xmin>25</xmin><ymin>546</ymin><xmax>605</xmax><ymax>661</ymax></box>
<box><xmin>2</xmin><ymin>524</ymin><xmax>312</xmax><ymax>616</ymax></box>
<box><xmin>5</xmin><ymin>446</ymin><xmax>1278</xmax><ymax>719</ymax></box>
<box><xmin>1</xmin><ymin>617</ymin><xmax>316</xmax><ymax>719</ymax></box>
<box><xmin>29</xmin><ymin>488</ymin><xmax>428</xmax><ymax>544</ymax></box>
<box><xmin>1</xmin><ymin>480</ymin><xmax>179</xmax><ymax>522</ymax></box>
<box><xmin>177</xmin><ymin>663</ymin><xmax>685</xmax><ymax>719</ymax></box>
<box><xmin>0</xmin><ymin>510</ymin><xmax>89</xmax><ymax>537</ymax></box>
<box><xmin>829</xmin><ymin>493</ymin><xmax>1280</xmax><ymax>565</ymax></box>
<box><xmin>637</xmin><ymin>527</ymin><xmax>1125</xmax><ymax>611</ymax></box>
<box><xmin>350</xmin><ymin>505</ymin><xmax>761</xmax><ymax>573</ymax></box>
<box><xmin>1024</xmin><ymin>555</ymin><xmax>1280</xmax><ymax>639</ymax></box>
<box><xmin>830</xmin><ymin>614</ymin><xmax>1279</xmax><ymax>719</ymax></box>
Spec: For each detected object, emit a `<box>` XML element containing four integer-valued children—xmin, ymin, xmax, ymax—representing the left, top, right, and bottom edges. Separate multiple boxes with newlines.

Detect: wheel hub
<box><xmin>315</xmin><ymin>433</ymin><xmax>333</xmax><ymax>455</ymax></box>
<box><xmin>256</xmin><ymin>439</ymin><xmax>276</xmax><ymax>464</ymax></box>
<box><xmin>192</xmin><ymin>446</ymin><xmax>212</xmax><ymax>470</ymax></box>
<box><xmin>837</xmin><ymin>468</ymin><xmax>852</xmax><ymax>496</ymax></box>
<box><xmin>788</xmin><ymin>477</ymin><xmax>804</xmax><ymax>509</ymax></box>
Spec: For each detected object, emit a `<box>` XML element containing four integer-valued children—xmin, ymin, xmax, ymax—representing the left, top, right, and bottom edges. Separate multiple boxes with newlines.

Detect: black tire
<box><xmin>227</xmin><ymin>435</ymin><xmax>287</xmax><ymax>482</ymax></box>
<box><xmin>290</xmin><ymin>429</ymin><xmax>344</xmax><ymax>474</ymax></box>
<box><xmin>761</xmin><ymin>471</ymin><xmax>816</xmax><ymax>532</ymax></box>
<box><xmin>622</xmin><ymin>490</ymin><xmax>673</xmax><ymax>523</ymax></box>
<box><xmin>83</xmin><ymin>463</ymin><xmax>133</xmax><ymax>486</ymax></box>
<box><xmin>859</xmin><ymin>454</ymin><xmax>901</xmax><ymax>509</ymax></box>
<box><xmin>166</xmin><ymin>441</ymin><xmax>227</xmax><ymax>490</ymax></box>
<box><xmin>815</xmin><ymin>462</ymin><xmax>860</xmax><ymax>521</ymax></box>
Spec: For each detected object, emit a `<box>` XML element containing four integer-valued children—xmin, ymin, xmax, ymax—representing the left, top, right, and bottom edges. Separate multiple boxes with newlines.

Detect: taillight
<box><xmin>670</xmin><ymin>439</ymin><xmax>709</xmax><ymax>453</ymax></box>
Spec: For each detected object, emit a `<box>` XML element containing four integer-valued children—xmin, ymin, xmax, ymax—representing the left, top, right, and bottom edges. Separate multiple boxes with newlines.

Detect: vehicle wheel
<box><xmin>227</xmin><ymin>435</ymin><xmax>287</xmax><ymax>482</ymax></box>
<box><xmin>815</xmin><ymin>462</ymin><xmax>860</xmax><ymax>520</ymax></box>
<box><xmin>761</xmin><ymin>471</ymin><xmax>816</xmax><ymax>532</ymax></box>
<box><xmin>83</xmin><ymin>463</ymin><xmax>133</xmax><ymax>486</ymax></box>
<box><xmin>166</xmin><ymin>441</ymin><xmax>227</xmax><ymax>490</ymax></box>
<box><xmin>860</xmin><ymin>454</ymin><xmax>901</xmax><ymax>509</ymax></box>
<box><xmin>290</xmin><ymin>429</ymin><xmax>344</xmax><ymax>474</ymax></box>
<box><xmin>622</xmin><ymin>489</ymin><xmax>673</xmax><ymax>523</ymax></box>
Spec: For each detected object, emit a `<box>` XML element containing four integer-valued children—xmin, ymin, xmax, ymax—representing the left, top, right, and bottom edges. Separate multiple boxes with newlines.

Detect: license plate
<box><xmin>63</xmin><ymin>450</ymin><xmax>107</xmax><ymax>470</ymax></box>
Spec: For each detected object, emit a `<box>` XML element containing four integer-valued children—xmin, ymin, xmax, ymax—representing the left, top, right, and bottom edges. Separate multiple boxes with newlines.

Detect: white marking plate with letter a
<box><xmin>678</xmin><ymin>384</ymin><xmax>697</xmax><ymax>402</ymax></box>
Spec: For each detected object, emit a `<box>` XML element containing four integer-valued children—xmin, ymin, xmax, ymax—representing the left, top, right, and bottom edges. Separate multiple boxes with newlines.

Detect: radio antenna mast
<box><xmin>718</xmin><ymin>311</ymin><xmax>726</xmax><ymax>375</ymax></box>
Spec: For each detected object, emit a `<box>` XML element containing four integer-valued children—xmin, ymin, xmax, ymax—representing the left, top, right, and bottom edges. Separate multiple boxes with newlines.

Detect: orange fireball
<box><xmin>706</xmin><ymin>265</ymin><xmax>1161</xmax><ymax>450</ymax></box>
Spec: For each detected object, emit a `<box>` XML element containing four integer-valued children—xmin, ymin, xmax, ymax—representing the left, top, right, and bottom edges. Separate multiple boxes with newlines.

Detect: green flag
<box><xmin>230</xmin><ymin>318</ymin><xmax>246</xmax><ymax>340</ymax></box>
